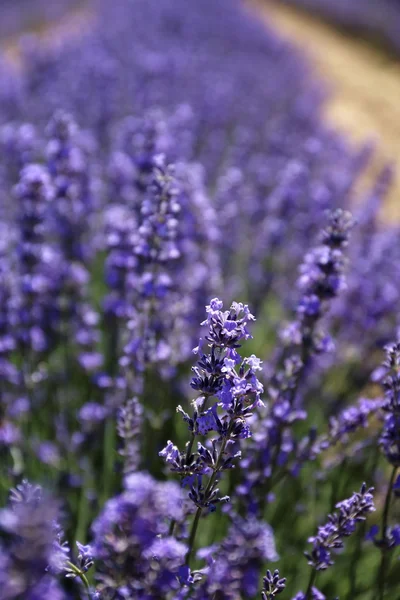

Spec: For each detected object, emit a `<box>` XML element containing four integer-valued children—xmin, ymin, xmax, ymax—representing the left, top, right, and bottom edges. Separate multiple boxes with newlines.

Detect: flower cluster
<box><xmin>92</xmin><ymin>472</ymin><xmax>187</xmax><ymax>599</ymax></box>
<box><xmin>160</xmin><ymin>298</ymin><xmax>263</xmax><ymax>485</ymax></box>
<box><xmin>0</xmin><ymin>0</ymin><xmax>398</xmax><ymax>599</ymax></box>
<box><xmin>305</xmin><ymin>483</ymin><xmax>375</xmax><ymax>571</ymax></box>
<box><xmin>0</xmin><ymin>480</ymin><xmax>67</xmax><ymax>599</ymax></box>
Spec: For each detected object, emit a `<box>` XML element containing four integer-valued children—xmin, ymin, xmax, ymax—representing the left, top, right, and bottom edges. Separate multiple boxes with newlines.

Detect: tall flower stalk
<box><xmin>160</xmin><ymin>298</ymin><xmax>263</xmax><ymax>571</ymax></box>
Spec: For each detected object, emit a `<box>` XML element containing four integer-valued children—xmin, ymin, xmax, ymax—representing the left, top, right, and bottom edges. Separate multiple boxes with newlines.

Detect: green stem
<box><xmin>185</xmin><ymin>506</ymin><xmax>202</xmax><ymax>567</ymax></box>
<box><xmin>185</xmin><ymin>432</ymin><xmax>196</xmax><ymax>465</ymax></box>
<box><xmin>75</xmin><ymin>468</ymin><xmax>90</xmax><ymax>545</ymax></box>
<box><xmin>378</xmin><ymin>465</ymin><xmax>398</xmax><ymax>600</ymax></box>
<box><xmin>168</xmin><ymin>519</ymin><xmax>176</xmax><ymax>536</ymax></box>
<box><xmin>66</xmin><ymin>561</ymin><xmax>92</xmax><ymax>599</ymax></box>
<box><xmin>348</xmin><ymin>442</ymin><xmax>380</xmax><ymax>600</ymax></box>
<box><xmin>347</xmin><ymin>520</ymin><xmax>366</xmax><ymax>599</ymax></box>
<box><xmin>304</xmin><ymin>569</ymin><xmax>317</xmax><ymax>600</ymax></box>
<box><xmin>102</xmin><ymin>418</ymin><xmax>116</xmax><ymax>505</ymax></box>
<box><xmin>167</xmin><ymin>396</ymin><xmax>213</xmax><ymax>539</ymax></box>
<box><xmin>185</xmin><ymin>433</ymin><xmax>230</xmax><ymax>567</ymax></box>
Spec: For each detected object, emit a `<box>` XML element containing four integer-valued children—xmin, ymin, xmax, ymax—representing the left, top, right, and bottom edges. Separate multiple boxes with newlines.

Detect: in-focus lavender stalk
<box><xmin>160</xmin><ymin>298</ymin><xmax>263</xmax><ymax>571</ymax></box>
<box><xmin>64</xmin><ymin>541</ymin><xmax>95</xmax><ymax>599</ymax></box>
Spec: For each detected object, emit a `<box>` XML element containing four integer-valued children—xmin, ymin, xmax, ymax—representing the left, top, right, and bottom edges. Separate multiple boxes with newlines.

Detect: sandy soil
<box><xmin>253</xmin><ymin>0</ymin><xmax>400</xmax><ymax>219</ymax></box>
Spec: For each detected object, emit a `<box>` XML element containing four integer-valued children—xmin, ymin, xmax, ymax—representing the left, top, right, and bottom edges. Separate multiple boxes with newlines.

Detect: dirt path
<box><xmin>253</xmin><ymin>0</ymin><xmax>400</xmax><ymax>219</ymax></box>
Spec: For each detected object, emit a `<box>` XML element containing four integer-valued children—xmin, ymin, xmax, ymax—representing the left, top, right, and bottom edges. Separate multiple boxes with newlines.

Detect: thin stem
<box><xmin>185</xmin><ymin>432</ymin><xmax>196</xmax><ymax>465</ymax></box>
<box><xmin>185</xmin><ymin>507</ymin><xmax>202</xmax><ymax>567</ymax></box>
<box><xmin>185</xmin><ymin>433</ymin><xmax>230</xmax><ymax>567</ymax></box>
<box><xmin>378</xmin><ymin>465</ymin><xmax>398</xmax><ymax>600</ymax></box>
<box><xmin>102</xmin><ymin>418</ymin><xmax>116</xmax><ymax>506</ymax></box>
<box><xmin>304</xmin><ymin>569</ymin><xmax>317</xmax><ymax>600</ymax></box>
<box><xmin>66</xmin><ymin>561</ymin><xmax>92</xmax><ymax>600</ymax></box>
<box><xmin>75</xmin><ymin>468</ymin><xmax>90</xmax><ymax>546</ymax></box>
<box><xmin>168</xmin><ymin>519</ymin><xmax>176</xmax><ymax>536</ymax></box>
<box><xmin>167</xmin><ymin>395</ymin><xmax>212</xmax><ymax>539</ymax></box>
<box><xmin>347</xmin><ymin>520</ymin><xmax>366</xmax><ymax>599</ymax></box>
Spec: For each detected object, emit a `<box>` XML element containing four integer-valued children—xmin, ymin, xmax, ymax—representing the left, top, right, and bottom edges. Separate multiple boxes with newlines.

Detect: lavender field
<box><xmin>0</xmin><ymin>1</ymin><xmax>399</xmax><ymax>599</ymax></box>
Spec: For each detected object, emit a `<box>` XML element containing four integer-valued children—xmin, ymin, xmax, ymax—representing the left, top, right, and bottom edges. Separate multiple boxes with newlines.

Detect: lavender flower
<box><xmin>369</xmin><ymin>341</ymin><xmax>400</xmax><ymax>599</ymax></box>
<box><xmin>46</xmin><ymin>110</ymin><xmax>94</xmax><ymax>265</ymax></box>
<box><xmin>14</xmin><ymin>163</ymin><xmax>57</xmax><ymax>355</ymax></box>
<box><xmin>92</xmin><ymin>472</ymin><xmax>186</xmax><ymax>598</ymax></box>
<box><xmin>194</xmin><ymin>515</ymin><xmax>278</xmax><ymax>598</ymax></box>
<box><xmin>0</xmin><ymin>480</ymin><xmax>67</xmax><ymax>599</ymax></box>
<box><xmin>379</xmin><ymin>342</ymin><xmax>400</xmax><ymax>467</ymax></box>
<box><xmin>305</xmin><ymin>483</ymin><xmax>375</xmax><ymax>571</ymax></box>
<box><xmin>261</xmin><ymin>569</ymin><xmax>287</xmax><ymax>599</ymax></box>
<box><xmin>117</xmin><ymin>396</ymin><xmax>143</xmax><ymax>474</ymax></box>
<box><xmin>283</xmin><ymin>208</ymin><xmax>354</xmax><ymax>357</ymax></box>
<box><xmin>160</xmin><ymin>298</ymin><xmax>263</xmax><ymax>567</ymax></box>
<box><xmin>238</xmin><ymin>210</ymin><xmax>354</xmax><ymax>515</ymax></box>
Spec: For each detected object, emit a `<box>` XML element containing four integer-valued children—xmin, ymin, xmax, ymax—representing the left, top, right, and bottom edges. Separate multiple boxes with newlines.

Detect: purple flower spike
<box><xmin>306</xmin><ymin>483</ymin><xmax>375</xmax><ymax>571</ymax></box>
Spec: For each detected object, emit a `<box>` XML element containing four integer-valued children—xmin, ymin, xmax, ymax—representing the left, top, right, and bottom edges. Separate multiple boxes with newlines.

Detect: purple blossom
<box><xmin>262</xmin><ymin>569</ymin><xmax>287</xmax><ymax>599</ymax></box>
<box><xmin>194</xmin><ymin>515</ymin><xmax>278</xmax><ymax>598</ymax></box>
<box><xmin>306</xmin><ymin>483</ymin><xmax>375</xmax><ymax>570</ymax></box>
<box><xmin>0</xmin><ymin>481</ymin><xmax>67</xmax><ymax>598</ymax></box>
<box><xmin>92</xmin><ymin>472</ymin><xmax>186</xmax><ymax>598</ymax></box>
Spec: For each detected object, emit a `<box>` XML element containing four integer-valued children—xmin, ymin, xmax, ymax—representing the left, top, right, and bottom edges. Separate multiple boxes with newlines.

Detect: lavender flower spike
<box><xmin>0</xmin><ymin>480</ymin><xmax>67</xmax><ymax>599</ymax></box>
<box><xmin>284</xmin><ymin>208</ymin><xmax>354</xmax><ymax>357</ymax></box>
<box><xmin>305</xmin><ymin>483</ymin><xmax>375</xmax><ymax>571</ymax></box>
<box><xmin>160</xmin><ymin>298</ymin><xmax>263</xmax><ymax>567</ymax></box>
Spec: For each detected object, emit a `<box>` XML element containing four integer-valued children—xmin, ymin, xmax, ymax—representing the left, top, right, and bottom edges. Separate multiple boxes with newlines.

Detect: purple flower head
<box><xmin>378</xmin><ymin>342</ymin><xmax>400</xmax><ymax>466</ymax></box>
<box><xmin>306</xmin><ymin>483</ymin><xmax>375</xmax><ymax>570</ymax></box>
<box><xmin>196</xmin><ymin>514</ymin><xmax>278</xmax><ymax>598</ymax></box>
<box><xmin>159</xmin><ymin>440</ymin><xmax>181</xmax><ymax>465</ymax></box>
<box><xmin>262</xmin><ymin>569</ymin><xmax>287</xmax><ymax>599</ymax></box>
<box><xmin>0</xmin><ymin>480</ymin><xmax>68</xmax><ymax>596</ymax></box>
<box><xmin>76</xmin><ymin>541</ymin><xmax>94</xmax><ymax>574</ymax></box>
<box><xmin>280</xmin><ymin>209</ymin><xmax>354</xmax><ymax>363</ymax></box>
<box><xmin>203</xmin><ymin>298</ymin><xmax>255</xmax><ymax>348</ymax></box>
<box><xmin>162</xmin><ymin>297</ymin><xmax>263</xmax><ymax>526</ymax></box>
<box><xmin>92</xmin><ymin>473</ymin><xmax>186</xmax><ymax>597</ymax></box>
<box><xmin>79</xmin><ymin>402</ymin><xmax>108</xmax><ymax>427</ymax></box>
<box><xmin>117</xmin><ymin>397</ymin><xmax>143</xmax><ymax>475</ymax></box>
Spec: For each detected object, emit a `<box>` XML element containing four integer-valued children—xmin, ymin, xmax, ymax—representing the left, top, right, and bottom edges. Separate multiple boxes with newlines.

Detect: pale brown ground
<box><xmin>252</xmin><ymin>0</ymin><xmax>400</xmax><ymax>219</ymax></box>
